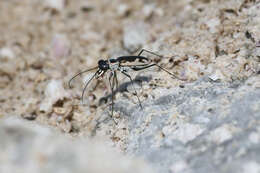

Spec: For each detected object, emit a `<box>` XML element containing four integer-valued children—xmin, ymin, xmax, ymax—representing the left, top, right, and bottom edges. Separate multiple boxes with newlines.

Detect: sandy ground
<box><xmin>0</xmin><ymin>0</ymin><xmax>259</xmax><ymax>151</ymax></box>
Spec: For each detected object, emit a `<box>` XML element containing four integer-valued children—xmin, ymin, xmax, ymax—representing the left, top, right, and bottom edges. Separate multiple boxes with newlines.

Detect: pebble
<box><xmin>123</xmin><ymin>22</ymin><xmax>148</xmax><ymax>52</ymax></box>
<box><xmin>208</xmin><ymin>69</ymin><xmax>225</xmax><ymax>82</ymax></box>
<box><xmin>39</xmin><ymin>80</ymin><xmax>69</xmax><ymax>112</ymax></box>
<box><xmin>45</xmin><ymin>0</ymin><xmax>65</xmax><ymax>11</ymax></box>
<box><xmin>0</xmin><ymin>47</ymin><xmax>15</xmax><ymax>59</ymax></box>
<box><xmin>142</xmin><ymin>4</ymin><xmax>155</xmax><ymax>18</ymax></box>
<box><xmin>117</xmin><ymin>4</ymin><xmax>130</xmax><ymax>17</ymax></box>
<box><xmin>205</xmin><ymin>18</ymin><xmax>220</xmax><ymax>34</ymax></box>
<box><xmin>51</xmin><ymin>34</ymin><xmax>70</xmax><ymax>59</ymax></box>
<box><xmin>209</xmin><ymin>124</ymin><xmax>235</xmax><ymax>144</ymax></box>
<box><xmin>163</xmin><ymin>123</ymin><xmax>205</xmax><ymax>144</ymax></box>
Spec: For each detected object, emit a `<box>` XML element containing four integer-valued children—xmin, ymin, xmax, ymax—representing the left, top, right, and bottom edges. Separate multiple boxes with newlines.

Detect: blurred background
<box><xmin>0</xmin><ymin>0</ymin><xmax>259</xmax><ymax>173</ymax></box>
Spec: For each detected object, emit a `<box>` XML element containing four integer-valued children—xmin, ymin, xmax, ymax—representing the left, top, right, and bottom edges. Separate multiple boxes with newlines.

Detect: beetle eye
<box><xmin>98</xmin><ymin>60</ymin><xmax>109</xmax><ymax>70</ymax></box>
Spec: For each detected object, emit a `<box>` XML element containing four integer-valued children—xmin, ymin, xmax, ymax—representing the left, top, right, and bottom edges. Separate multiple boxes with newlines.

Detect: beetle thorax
<box><xmin>109</xmin><ymin>61</ymin><xmax>119</xmax><ymax>71</ymax></box>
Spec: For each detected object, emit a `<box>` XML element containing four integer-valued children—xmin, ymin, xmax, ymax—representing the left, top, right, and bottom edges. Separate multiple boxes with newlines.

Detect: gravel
<box><xmin>0</xmin><ymin>0</ymin><xmax>259</xmax><ymax>172</ymax></box>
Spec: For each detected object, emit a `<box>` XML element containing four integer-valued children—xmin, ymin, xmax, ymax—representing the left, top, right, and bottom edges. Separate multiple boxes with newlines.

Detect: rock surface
<box><xmin>121</xmin><ymin>76</ymin><xmax>260</xmax><ymax>173</ymax></box>
<box><xmin>0</xmin><ymin>117</ymin><xmax>153</xmax><ymax>173</ymax></box>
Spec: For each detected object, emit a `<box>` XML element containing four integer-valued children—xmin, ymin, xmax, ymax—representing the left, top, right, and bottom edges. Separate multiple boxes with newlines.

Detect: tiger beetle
<box><xmin>69</xmin><ymin>49</ymin><xmax>184</xmax><ymax>121</ymax></box>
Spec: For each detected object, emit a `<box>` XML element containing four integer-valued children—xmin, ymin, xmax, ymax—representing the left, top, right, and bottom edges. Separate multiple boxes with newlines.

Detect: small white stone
<box><xmin>209</xmin><ymin>69</ymin><xmax>225</xmax><ymax>81</ymax></box>
<box><xmin>45</xmin><ymin>0</ymin><xmax>65</xmax><ymax>11</ymax></box>
<box><xmin>0</xmin><ymin>47</ymin><xmax>15</xmax><ymax>59</ymax></box>
<box><xmin>45</xmin><ymin>80</ymin><xmax>67</xmax><ymax>98</ymax></box>
<box><xmin>117</xmin><ymin>4</ymin><xmax>129</xmax><ymax>16</ymax></box>
<box><xmin>123</xmin><ymin>22</ymin><xmax>148</xmax><ymax>52</ymax></box>
<box><xmin>51</xmin><ymin>34</ymin><xmax>70</xmax><ymax>58</ymax></box>
<box><xmin>142</xmin><ymin>4</ymin><xmax>155</xmax><ymax>18</ymax></box>
<box><xmin>209</xmin><ymin>124</ymin><xmax>236</xmax><ymax>144</ymax></box>
<box><xmin>39</xmin><ymin>80</ymin><xmax>68</xmax><ymax>112</ymax></box>
<box><xmin>206</xmin><ymin>18</ymin><xmax>220</xmax><ymax>34</ymax></box>
<box><xmin>169</xmin><ymin>123</ymin><xmax>205</xmax><ymax>144</ymax></box>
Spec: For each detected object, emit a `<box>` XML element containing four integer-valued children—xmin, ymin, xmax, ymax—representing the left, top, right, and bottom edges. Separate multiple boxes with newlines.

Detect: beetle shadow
<box><xmin>98</xmin><ymin>75</ymin><xmax>152</xmax><ymax>106</ymax></box>
<box><xmin>91</xmin><ymin>75</ymin><xmax>152</xmax><ymax>136</ymax></box>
